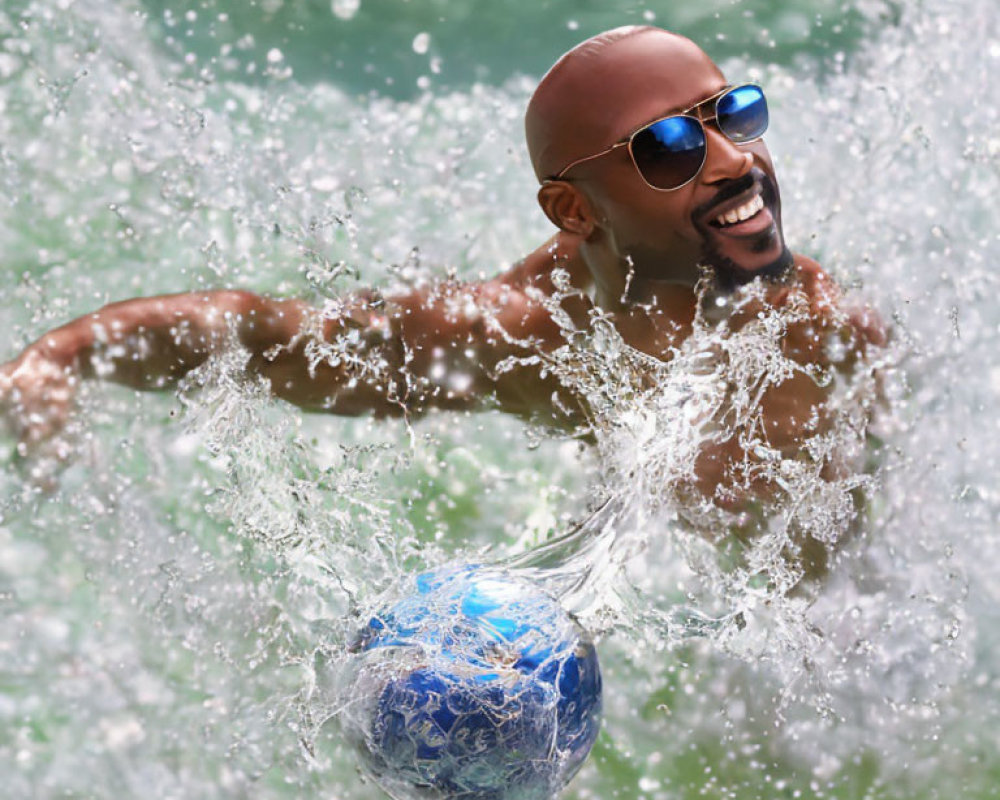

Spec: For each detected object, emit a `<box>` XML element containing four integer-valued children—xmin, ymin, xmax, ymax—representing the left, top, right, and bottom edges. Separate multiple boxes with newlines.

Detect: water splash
<box><xmin>499</xmin><ymin>274</ymin><xmax>887</xmax><ymax>664</ymax></box>
<box><xmin>1</xmin><ymin>0</ymin><xmax>998</xmax><ymax>797</ymax></box>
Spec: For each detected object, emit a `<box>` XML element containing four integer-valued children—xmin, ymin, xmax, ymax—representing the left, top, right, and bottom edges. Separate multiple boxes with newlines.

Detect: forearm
<box><xmin>19</xmin><ymin>290</ymin><xmax>308</xmax><ymax>390</ymax></box>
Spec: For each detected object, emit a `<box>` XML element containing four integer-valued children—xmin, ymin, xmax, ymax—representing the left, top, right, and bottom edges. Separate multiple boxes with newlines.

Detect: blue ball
<box><xmin>343</xmin><ymin>565</ymin><xmax>602</xmax><ymax>800</ymax></box>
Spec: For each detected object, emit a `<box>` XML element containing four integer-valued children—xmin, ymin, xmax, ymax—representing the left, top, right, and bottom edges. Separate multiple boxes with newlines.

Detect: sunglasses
<box><xmin>549</xmin><ymin>84</ymin><xmax>769</xmax><ymax>192</ymax></box>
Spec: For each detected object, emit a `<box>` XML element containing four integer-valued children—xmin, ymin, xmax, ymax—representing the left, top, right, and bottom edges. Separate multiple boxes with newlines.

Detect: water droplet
<box><xmin>412</xmin><ymin>32</ymin><xmax>431</xmax><ymax>55</ymax></box>
<box><xmin>331</xmin><ymin>0</ymin><xmax>361</xmax><ymax>21</ymax></box>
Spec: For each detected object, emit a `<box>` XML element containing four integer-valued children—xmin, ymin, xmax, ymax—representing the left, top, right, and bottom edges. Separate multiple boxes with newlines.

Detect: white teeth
<box><xmin>716</xmin><ymin>194</ymin><xmax>764</xmax><ymax>226</ymax></box>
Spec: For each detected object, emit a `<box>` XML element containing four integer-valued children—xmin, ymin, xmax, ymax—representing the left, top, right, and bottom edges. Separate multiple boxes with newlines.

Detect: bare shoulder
<box><xmin>791</xmin><ymin>253</ymin><xmax>841</xmax><ymax>306</ymax></box>
<box><xmin>791</xmin><ymin>253</ymin><xmax>887</xmax><ymax>347</ymax></box>
<box><xmin>461</xmin><ymin>234</ymin><xmax>591</xmax><ymax>343</ymax></box>
<box><xmin>792</xmin><ymin>253</ymin><xmax>832</xmax><ymax>284</ymax></box>
<box><xmin>496</xmin><ymin>233</ymin><xmax>591</xmax><ymax>293</ymax></box>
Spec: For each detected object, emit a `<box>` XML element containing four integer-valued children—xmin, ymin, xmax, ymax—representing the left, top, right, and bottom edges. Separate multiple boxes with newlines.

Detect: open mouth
<box><xmin>693</xmin><ymin>168</ymin><xmax>779</xmax><ymax>239</ymax></box>
<box><xmin>711</xmin><ymin>193</ymin><xmax>764</xmax><ymax>227</ymax></box>
<box><xmin>704</xmin><ymin>187</ymin><xmax>774</xmax><ymax>236</ymax></box>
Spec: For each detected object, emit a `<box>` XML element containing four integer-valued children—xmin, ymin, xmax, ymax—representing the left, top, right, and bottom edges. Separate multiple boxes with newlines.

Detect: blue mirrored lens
<box><xmin>630</xmin><ymin>115</ymin><xmax>706</xmax><ymax>190</ymax></box>
<box><xmin>645</xmin><ymin>115</ymin><xmax>705</xmax><ymax>152</ymax></box>
<box><xmin>716</xmin><ymin>85</ymin><xmax>768</xmax><ymax>143</ymax></box>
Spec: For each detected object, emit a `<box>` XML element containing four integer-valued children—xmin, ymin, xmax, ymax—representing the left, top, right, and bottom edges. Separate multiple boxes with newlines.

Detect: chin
<box><xmin>703</xmin><ymin>236</ymin><xmax>794</xmax><ymax>292</ymax></box>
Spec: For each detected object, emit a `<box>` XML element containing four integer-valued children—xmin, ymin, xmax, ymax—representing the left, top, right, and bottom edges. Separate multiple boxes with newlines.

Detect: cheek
<box><xmin>599</xmin><ymin>187</ymin><xmax>698</xmax><ymax>245</ymax></box>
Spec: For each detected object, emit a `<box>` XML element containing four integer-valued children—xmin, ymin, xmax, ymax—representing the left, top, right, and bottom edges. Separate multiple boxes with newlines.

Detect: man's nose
<box><xmin>699</xmin><ymin>125</ymin><xmax>754</xmax><ymax>184</ymax></box>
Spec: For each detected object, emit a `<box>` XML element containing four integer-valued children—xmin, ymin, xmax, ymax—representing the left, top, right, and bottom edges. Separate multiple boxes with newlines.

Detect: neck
<box><xmin>580</xmin><ymin>240</ymin><xmax>703</xmax><ymax>312</ymax></box>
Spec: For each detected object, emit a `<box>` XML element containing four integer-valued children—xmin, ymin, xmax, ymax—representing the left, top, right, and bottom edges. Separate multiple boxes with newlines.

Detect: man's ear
<box><xmin>537</xmin><ymin>181</ymin><xmax>597</xmax><ymax>237</ymax></box>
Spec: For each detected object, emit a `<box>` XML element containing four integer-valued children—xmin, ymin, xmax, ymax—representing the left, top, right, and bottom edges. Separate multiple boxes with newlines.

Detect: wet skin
<box><xmin>0</xmin><ymin>27</ymin><xmax>885</xmax><ymax>523</ymax></box>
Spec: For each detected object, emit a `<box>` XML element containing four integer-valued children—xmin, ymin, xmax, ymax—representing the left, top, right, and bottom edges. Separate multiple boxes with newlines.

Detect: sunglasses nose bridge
<box><xmin>699</xmin><ymin>123</ymin><xmax>754</xmax><ymax>184</ymax></box>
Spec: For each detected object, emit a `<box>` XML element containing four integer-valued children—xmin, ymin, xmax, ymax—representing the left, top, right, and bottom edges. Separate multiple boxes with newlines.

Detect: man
<box><xmin>0</xmin><ymin>27</ymin><xmax>883</xmax><ymax>518</ymax></box>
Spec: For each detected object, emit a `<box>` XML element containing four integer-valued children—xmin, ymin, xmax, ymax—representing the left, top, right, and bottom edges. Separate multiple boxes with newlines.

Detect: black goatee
<box><xmin>706</xmin><ymin>245</ymin><xmax>795</xmax><ymax>293</ymax></box>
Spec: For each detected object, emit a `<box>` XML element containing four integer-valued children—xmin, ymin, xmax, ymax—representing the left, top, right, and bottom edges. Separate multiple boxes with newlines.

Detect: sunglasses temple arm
<box><xmin>552</xmin><ymin>141</ymin><xmax>630</xmax><ymax>181</ymax></box>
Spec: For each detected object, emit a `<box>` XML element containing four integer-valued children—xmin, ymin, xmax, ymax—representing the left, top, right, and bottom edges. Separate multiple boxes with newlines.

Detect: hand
<box><xmin>0</xmin><ymin>346</ymin><xmax>79</xmax><ymax>458</ymax></box>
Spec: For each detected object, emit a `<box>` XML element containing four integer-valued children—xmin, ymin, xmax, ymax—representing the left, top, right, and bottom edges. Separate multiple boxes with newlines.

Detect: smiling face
<box><xmin>526</xmin><ymin>27</ymin><xmax>792</xmax><ymax>294</ymax></box>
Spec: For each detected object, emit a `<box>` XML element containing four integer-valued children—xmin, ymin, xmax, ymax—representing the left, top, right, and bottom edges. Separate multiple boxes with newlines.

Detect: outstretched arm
<box><xmin>0</xmin><ymin>290</ymin><xmax>336</xmax><ymax>449</ymax></box>
<box><xmin>0</xmin><ymin>235</ymin><xmax>595</xmax><ymax>450</ymax></box>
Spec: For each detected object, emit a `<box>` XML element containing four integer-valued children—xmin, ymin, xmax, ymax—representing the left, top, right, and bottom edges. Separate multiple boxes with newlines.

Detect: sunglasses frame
<box><xmin>547</xmin><ymin>83</ymin><xmax>767</xmax><ymax>192</ymax></box>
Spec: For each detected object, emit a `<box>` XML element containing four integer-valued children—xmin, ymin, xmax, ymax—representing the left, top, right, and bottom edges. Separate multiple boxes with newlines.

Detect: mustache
<box><xmin>692</xmin><ymin>171</ymin><xmax>760</xmax><ymax>222</ymax></box>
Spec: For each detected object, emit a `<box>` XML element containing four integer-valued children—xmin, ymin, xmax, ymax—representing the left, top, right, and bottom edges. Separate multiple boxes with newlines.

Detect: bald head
<box><xmin>525</xmin><ymin>27</ymin><xmax>725</xmax><ymax>182</ymax></box>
